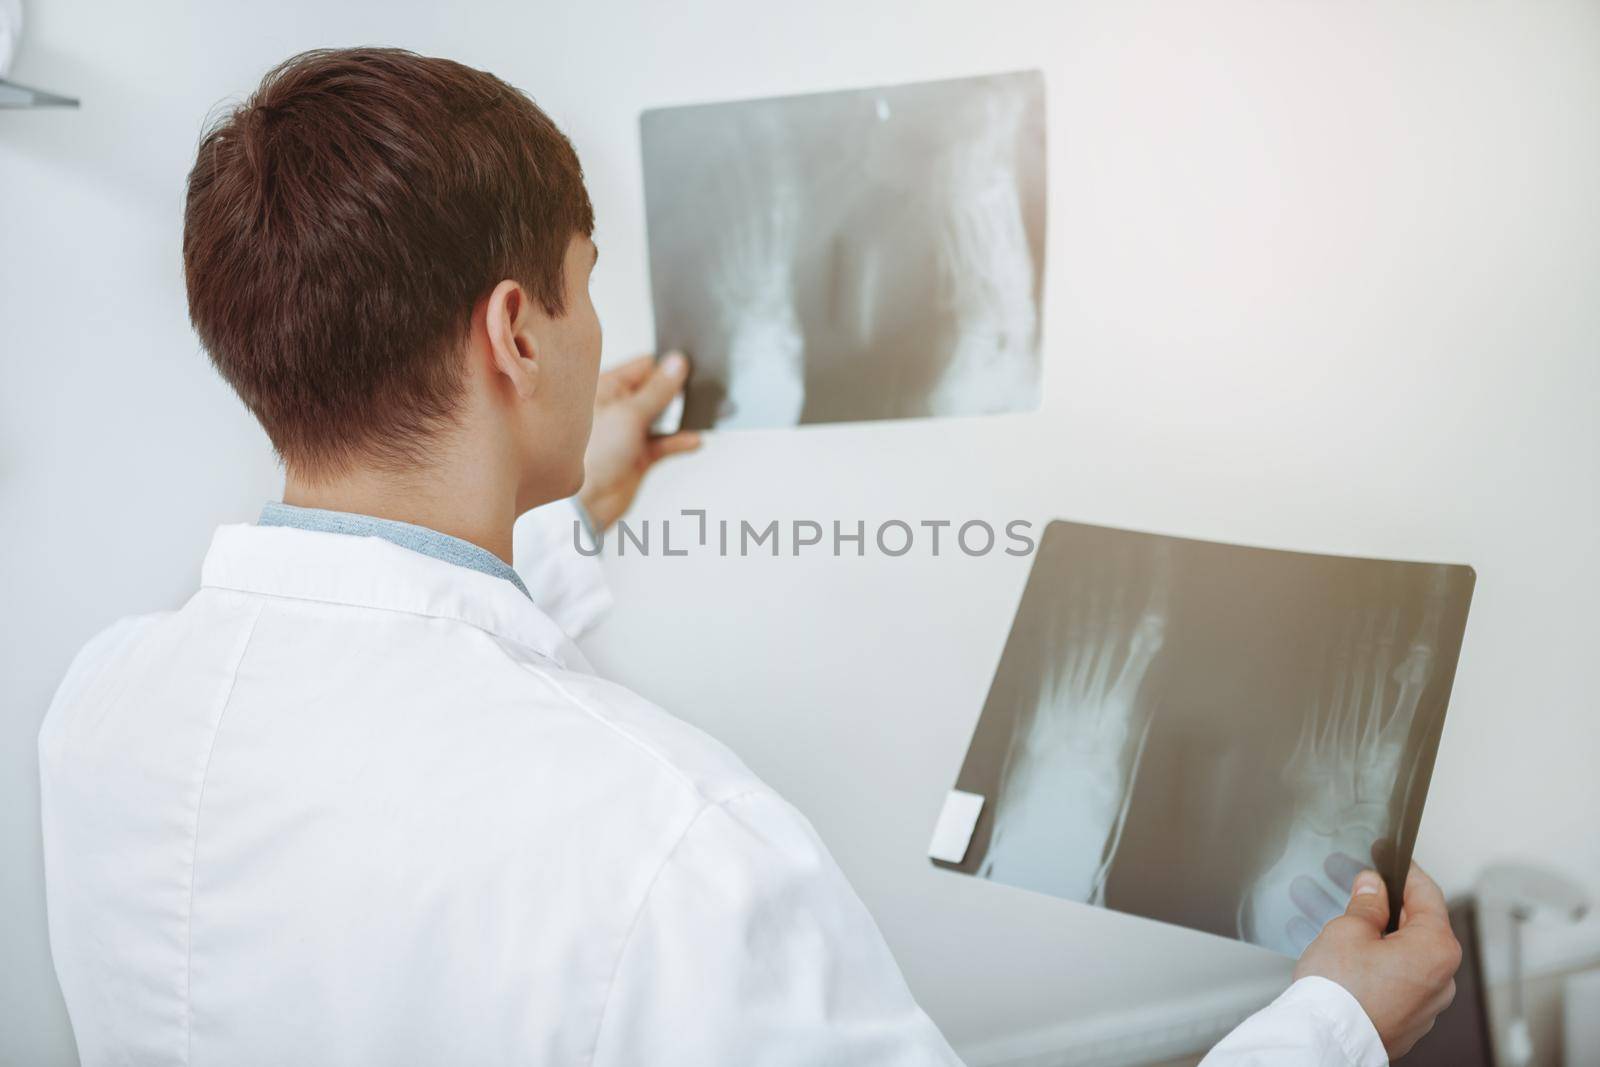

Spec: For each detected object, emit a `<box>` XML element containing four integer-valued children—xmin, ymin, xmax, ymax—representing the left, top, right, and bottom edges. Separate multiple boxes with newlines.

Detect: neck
<box><xmin>283</xmin><ymin>451</ymin><xmax>519</xmax><ymax>565</ymax></box>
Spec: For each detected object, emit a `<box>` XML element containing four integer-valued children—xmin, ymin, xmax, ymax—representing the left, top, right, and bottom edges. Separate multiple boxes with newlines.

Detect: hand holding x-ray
<box><xmin>1294</xmin><ymin>862</ymin><xmax>1463</xmax><ymax>1059</ymax></box>
<box><xmin>1240</xmin><ymin>575</ymin><xmax>1451</xmax><ymax>955</ymax></box>
<box><xmin>579</xmin><ymin>354</ymin><xmax>701</xmax><ymax>531</ymax></box>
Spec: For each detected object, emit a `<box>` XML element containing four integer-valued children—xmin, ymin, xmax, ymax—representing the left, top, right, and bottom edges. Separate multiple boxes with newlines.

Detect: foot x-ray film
<box><xmin>640</xmin><ymin>71</ymin><xmax>1046</xmax><ymax>431</ymax></box>
<box><xmin>931</xmin><ymin>521</ymin><xmax>1475</xmax><ymax>956</ymax></box>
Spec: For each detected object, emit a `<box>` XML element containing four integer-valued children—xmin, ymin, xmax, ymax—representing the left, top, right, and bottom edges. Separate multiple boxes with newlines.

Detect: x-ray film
<box><xmin>931</xmin><ymin>521</ymin><xmax>1475</xmax><ymax>956</ymax></box>
<box><xmin>640</xmin><ymin>71</ymin><xmax>1046</xmax><ymax>431</ymax></box>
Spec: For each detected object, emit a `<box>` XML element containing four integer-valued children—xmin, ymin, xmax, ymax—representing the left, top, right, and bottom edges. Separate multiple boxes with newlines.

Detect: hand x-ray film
<box><xmin>640</xmin><ymin>71</ymin><xmax>1046</xmax><ymax>431</ymax></box>
<box><xmin>931</xmin><ymin>521</ymin><xmax>1475</xmax><ymax>956</ymax></box>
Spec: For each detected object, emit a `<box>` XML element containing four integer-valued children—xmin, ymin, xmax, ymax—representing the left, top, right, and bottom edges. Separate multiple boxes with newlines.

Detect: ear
<box><xmin>484</xmin><ymin>279</ymin><xmax>541</xmax><ymax>399</ymax></box>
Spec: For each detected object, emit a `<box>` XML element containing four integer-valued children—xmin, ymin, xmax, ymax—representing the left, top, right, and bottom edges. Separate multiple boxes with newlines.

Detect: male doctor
<box><xmin>39</xmin><ymin>48</ymin><xmax>1459</xmax><ymax>1066</ymax></box>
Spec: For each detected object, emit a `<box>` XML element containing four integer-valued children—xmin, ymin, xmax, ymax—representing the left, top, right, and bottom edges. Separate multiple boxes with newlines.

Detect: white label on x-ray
<box><xmin>927</xmin><ymin>790</ymin><xmax>985</xmax><ymax>864</ymax></box>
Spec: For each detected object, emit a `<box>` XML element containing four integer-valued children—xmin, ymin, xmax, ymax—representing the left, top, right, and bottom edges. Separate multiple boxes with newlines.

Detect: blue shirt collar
<box><xmin>258</xmin><ymin>502</ymin><xmax>531</xmax><ymax>600</ymax></box>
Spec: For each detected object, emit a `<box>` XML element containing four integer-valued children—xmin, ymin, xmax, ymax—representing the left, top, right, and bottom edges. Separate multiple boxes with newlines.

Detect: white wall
<box><xmin>3</xmin><ymin>1</ymin><xmax>1596</xmax><ymax>1063</ymax></box>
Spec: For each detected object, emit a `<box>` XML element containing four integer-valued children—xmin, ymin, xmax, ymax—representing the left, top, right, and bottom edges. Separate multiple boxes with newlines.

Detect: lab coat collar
<box><xmin>200</xmin><ymin>522</ymin><xmax>584</xmax><ymax>669</ymax></box>
<box><xmin>258</xmin><ymin>501</ymin><xmax>533</xmax><ymax>600</ymax></box>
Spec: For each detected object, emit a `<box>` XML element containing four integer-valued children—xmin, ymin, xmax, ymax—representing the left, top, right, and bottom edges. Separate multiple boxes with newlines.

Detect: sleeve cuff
<box><xmin>511</xmin><ymin>496</ymin><xmax>614</xmax><ymax>641</ymax></box>
<box><xmin>571</xmin><ymin>496</ymin><xmax>602</xmax><ymax>549</ymax></box>
<box><xmin>1279</xmin><ymin>976</ymin><xmax>1388</xmax><ymax>1067</ymax></box>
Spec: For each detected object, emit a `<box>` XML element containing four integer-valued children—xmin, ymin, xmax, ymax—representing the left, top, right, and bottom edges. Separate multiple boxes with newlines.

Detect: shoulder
<box><xmin>468</xmin><ymin>633</ymin><xmax>777</xmax><ymax>811</ymax></box>
<box><xmin>39</xmin><ymin>611</ymin><xmax>172</xmax><ymax>752</ymax></box>
<box><xmin>50</xmin><ymin>610</ymin><xmax>171</xmax><ymax>703</ymax></box>
<box><xmin>74</xmin><ymin>610</ymin><xmax>170</xmax><ymax>665</ymax></box>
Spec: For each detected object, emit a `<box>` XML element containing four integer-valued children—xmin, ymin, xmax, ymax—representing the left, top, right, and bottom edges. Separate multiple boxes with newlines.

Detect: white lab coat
<box><xmin>39</xmin><ymin>501</ymin><xmax>1387</xmax><ymax>1066</ymax></box>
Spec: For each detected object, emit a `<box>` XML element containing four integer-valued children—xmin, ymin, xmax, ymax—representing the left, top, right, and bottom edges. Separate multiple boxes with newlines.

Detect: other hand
<box><xmin>1294</xmin><ymin>862</ymin><xmax>1462</xmax><ymax>1058</ymax></box>
<box><xmin>579</xmin><ymin>352</ymin><xmax>700</xmax><ymax>532</ymax></box>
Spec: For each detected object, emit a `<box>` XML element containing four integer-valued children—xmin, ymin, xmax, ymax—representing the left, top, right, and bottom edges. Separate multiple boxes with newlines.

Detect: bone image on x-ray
<box><xmin>1237</xmin><ymin>568</ymin><xmax>1454</xmax><ymax>955</ymax></box>
<box><xmin>925</xmin><ymin>82</ymin><xmax>1040</xmax><ymax>415</ymax></box>
<box><xmin>934</xmin><ymin>522</ymin><xmax>1474</xmax><ymax>955</ymax></box>
<box><xmin>641</xmin><ymin>71</ymin><xmax>1045</xmax><ymax>431</ymax></box>
<box><xmin>704</xmin><ymin>114</ymin><xmax>806</xmax><ymax>429</ymax></box>
<box><xmin>981</xmin><ymin>549</ymin><xmax>1170</xmax><ymax>905</ymax></box>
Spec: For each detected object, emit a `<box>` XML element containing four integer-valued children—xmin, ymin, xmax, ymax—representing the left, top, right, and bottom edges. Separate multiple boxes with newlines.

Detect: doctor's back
<box><xmin>35</xmin><ymin>48</ymin><xmax>956</xmax><ymax>1066</ymax></box>
<box><xmin>38</xmin><ymin>514</ymin><xmax>953</xmax><ymax>1066</ymax></box>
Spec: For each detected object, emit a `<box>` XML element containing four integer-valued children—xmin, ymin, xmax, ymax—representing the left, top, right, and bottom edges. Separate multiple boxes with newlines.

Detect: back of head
<box><xmin>183</xmin><ymin>47</ymin><xmax>594</xmax><ymax>477</ymax></box>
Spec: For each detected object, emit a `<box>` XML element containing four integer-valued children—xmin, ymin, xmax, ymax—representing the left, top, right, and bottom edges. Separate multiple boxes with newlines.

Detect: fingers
<box><xmin>1399</xmin><ymin>863</ymin><xmax>1451</xmax><ymax>930</ymax></box>
<box><xmin>647</xmin><ymin>432</ymin><xmax>702</xmax><ymax>463</ymax></box>
<box><xmin>1342</xmin><ymin>869</ymin><xmax>1391</xmax><ymax>933</ymax></box>
<box><xmin>601</xmin><ymin>354</ymin><xmax>658</xmax><ymax>393</ymax></box>
<box><xmin>1291</xmin><ymin>875</ymin><xmax>1343</xmax><ymax>927</ymax></box>
<box><xmin>630</xmin><ymin>352</ymin><xmax>690</xmax><ymax>419</ymax></box>
<box><xmin>1324</xmin><ymin>852</ymin><xmax>1368</xmax><ymax>894</ymax></box>
<box><xmin>1431</xmin><ymin>979</ymin><xmax>1457</xmax><ymax>1016</ymax></box>
<box><xmin>1286</xmin><ymin>915</ymin><xmax>1320</xmax><ymax>955</ymax></box>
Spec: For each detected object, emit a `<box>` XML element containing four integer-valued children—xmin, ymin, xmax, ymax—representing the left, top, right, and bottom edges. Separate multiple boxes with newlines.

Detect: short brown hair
<box><xmin>183</xmin><ymin>47</ymin><xmax>594</xmax><ymax>475</ymax></box>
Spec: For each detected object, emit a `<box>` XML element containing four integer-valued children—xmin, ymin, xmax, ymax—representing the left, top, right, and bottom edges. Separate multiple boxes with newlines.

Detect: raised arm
<box><xmin>513</xmin><ymin>353</ymin><xmax>698</xmax><ymax>637</ymax></box>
